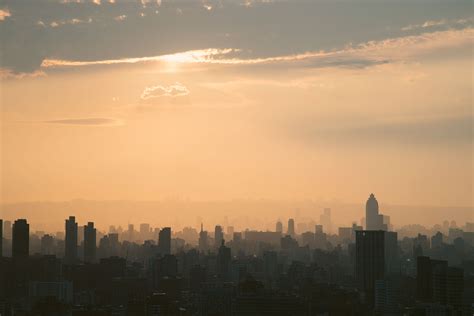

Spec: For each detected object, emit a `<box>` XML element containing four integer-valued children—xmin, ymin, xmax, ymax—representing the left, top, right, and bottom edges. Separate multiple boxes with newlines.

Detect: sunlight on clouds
<box><xmin>38</xmin><ymin>29</ymin><xmax>473</xmax><ymax>71</ymax></box>
<box><xmin>0</xmin><ymin>8</ymin><xmax>11</xmax><ymax>21</ymax></box>
<box><xmin>141</xmin><ymin>83</ymin><xmax>190</xmax><ymax>99</ymax></box>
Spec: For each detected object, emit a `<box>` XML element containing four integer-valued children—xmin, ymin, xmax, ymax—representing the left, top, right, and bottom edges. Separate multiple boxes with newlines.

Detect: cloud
<box><xmin>114</xmin><ymin>15</ymin><xmax>126</xmax><ymax>21</ymax></box>
<box><xmin>0</xmin><ymin>9</ymin><xmax>11</xmax><ymax>21</ymax></box>
<box><xmin>39</xmin><ymin>28</ymin><xmax>473</xmax><ymax>71</ymax></box>
<box><xmin>401</xmin><ymin>18</ymin><xmax>471</xmax><ymax>31</ymax></box>
<box><xmin>141</xmin><ymin>83</ymin><xmax>189</xmax><ymax>99</ymax></box>
<box><xmin>43</xmin><ymin>118</ymin><xmax>121</xmax><ymax>126</ymax></box>
<box><xmin>0</xmin><ymin>69</ymin><xmax>46</xmax><ymax>79</ymax></box>
<box><xmin>38</xmin><ymin>17</ymin><xmax>93</xmax><ymax>28</ymax></box>
<box><xmin>41</xmin><ymin>48</ymin><xmax>235</xmax><ymax>68</ymax></box>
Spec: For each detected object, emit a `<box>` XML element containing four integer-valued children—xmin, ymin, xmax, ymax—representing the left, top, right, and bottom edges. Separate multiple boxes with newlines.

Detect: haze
<box><xmin>1</xmin><ymin>0</ymin><xmax>472</xmax><ymax>229</ymax></box>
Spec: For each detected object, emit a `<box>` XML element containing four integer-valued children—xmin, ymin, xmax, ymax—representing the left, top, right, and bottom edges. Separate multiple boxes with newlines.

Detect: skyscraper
<box><xmin>0</xmin><ymin>219</ymin><xmax>2</xmax><ymax>257</ymax></box>
<box><xmin>3</xmin><ymin>220</ymin><xmax>12</xmax><ymax>240</ymax></box>
<box><xmin>214</xmin><ymin>225</ymin><xmax>224</xmax><ymax>248</ymax></box>
<box><xmin>12</xmin><ymin>219</ymin><xmax>29</xmax><ymax>259</ymax></box>
<box><xmin>65</xmin><ymin>216</ymin><xmax>78</xmax><ymax>264</ymax></box>
<box><xmin>355</xmin><ymin>230</ymin><xmax>399</xmax><ymax>304</ymax></box>
<box><xmin>217</xmin><ymin>239</ymin><xmax>231</xmax><ymax>281</ymax></box>
<box><xmin>127</xmin><ymin>224</ymin><xmax>135</xmax><ymax>242</ymax></box>
<box><xmin>41</xmin><ymin>234</ymin><xmax>55</xmax><ymax>255</ymax></box>
<box><xmin>365</xmin><ymin>194</ymin><xmax>387</xmax><ymax>231</ymax></box>
<box><xmin>287</xmin><ymin>218</ymin><xmax>295</xmax><ymax>236</ymax></box>
<box><xmin>320</xmin><ymin>208</ymin><xmax>332</xmax><ymax>234</ymax></box>
<box><xmin>158</xmin><ymin>227</ymin><xmax>171</xmax><ymax>255</ymax></box>
<box><xmin>276</xmin><ymin>221</ymin><xmax>283</xmax><ymax>234</ymax></box>
<box><xmin>140</xmin><ymin>223</ymin><xmax>150</xmax><ymax>241</ymax></box>
<box><xmin>416</xmin><ymin>256</ymin><xmax>464</xmax><ymax>313</ymax></box>
<box><xmin>199</xmin><ymin>224</ymin><xmax>208</xmax><ymax>252</ymax></box>
<box><xmin>84</xmin><ymin>222</ymin><xmax>97</xmax><ymax>263</ymax></box>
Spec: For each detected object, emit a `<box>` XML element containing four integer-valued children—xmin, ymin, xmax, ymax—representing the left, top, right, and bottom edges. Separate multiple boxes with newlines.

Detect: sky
<box><xmin>0</xmin><ymin>0</ymin><xmax>473</xmax><ymax>222</ymax></box>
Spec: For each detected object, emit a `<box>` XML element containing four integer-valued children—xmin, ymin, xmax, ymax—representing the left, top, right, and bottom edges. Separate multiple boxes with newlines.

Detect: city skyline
<box><xmin>1</xmin><ymin>193</ymin><xmax>473</xmax><ymax>315</ymax></box>
<box><xmin>0</xmin><ymin>1</ymin><xmax>473</xmax><ymax>314</ymax></box>
<box><xmin>1</xmin><ymin>0</ymin><xmax>473</xmax><ymax>210</ymax></box>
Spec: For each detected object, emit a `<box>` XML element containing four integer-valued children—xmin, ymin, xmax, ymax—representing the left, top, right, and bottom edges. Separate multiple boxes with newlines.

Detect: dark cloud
<box><xmin>0</xmin><ymin>0</ymin><xmax>471</xmax><ymax>73</ymax></box>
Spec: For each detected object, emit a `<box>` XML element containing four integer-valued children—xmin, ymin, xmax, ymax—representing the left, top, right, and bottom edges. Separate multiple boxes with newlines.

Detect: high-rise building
<box><xmin>84</xmin><ymin>222</ymin><xmax>97</xmax><ymax>263</ymax></box>
<box><xmin>127</xmin><ymin>224</ymin><xmax>135</xmax><ymax>242</ymax></box>
<box><xmin>65</xmin><ymin>216</ymin><xmax>78</xmax><ymax>264</ymax></box>
<box><xmin>365</xmin><ymin>194</ymin><xmax>387</xmax><ymax>231</ymax></box>
<box><xmin>199</xmin><ymin>224</ymin><xmax>208</xmax><ymax>252</ymax></box>
<box><xmin>431</xmin><ymin>231</ymin><xmax>443</xmax><ymax>249</ymax></box>
<box><xmin>41</xmin><ymin>234</ymin><xmax>55</xmax><ymax>255</ymax></box>
<box><xmin>416</xmin><ymin>256</ymin><xmax>464</xmax><ymax>313</ymax></box>
<box><xmin>320</xmin><ymin>208</ymin><xmax>332</xmax><ymax>234</ymax></box>
<box><xmin>140</xmin><ymin>223</ymin><xmax>150</xmax><ymax>241</ymax></box>
<box><xmin>12</xmin><ymin>219</ymin><xmax>29</xmax><ymax>259</ymax></box>
<box><xmin>158</xmin><ymin>227</ymin><xmax>171</xmax><ymax>255</ymax></box>
<box><xmin>315</xmin><ymin>225</ymin><xmax>323</xmax><ymax>234</ymax></box>
<box><xmin>217</xmin><ymin>239</ymin><xmax>231</xmax><ymax>281</ymax></box>
<box><xmin>215</xmin><ymin>225</ymin><xmax>224</xmax><ymax>248</ymax></box>
<box><xmin>276</xmin><ymin>221</ymin><xmax>283</xmax><ymax>234</ymax></box>
<box><xmin>226</xmin><ymin>226</ymin><xmax>234</xmax><ymax>237</ymax></box>
<box><xmin>355</xmin><ymin>230</ymin><xmax>399</xmax><ymax>304</ymax></box>
<box><xmin>287</xmin><ymin>219</ymin><xmax>295</xmax><ymax>236</ymax></box>
<box><xmin>3</xmin><ymin>220</ymin><xmax>12</xmax><ymax>239</ymax></box>
<box><xmin>0</xmin><ymin>219</ymin><xmax>2</xmax><ymax>257</ymax></box>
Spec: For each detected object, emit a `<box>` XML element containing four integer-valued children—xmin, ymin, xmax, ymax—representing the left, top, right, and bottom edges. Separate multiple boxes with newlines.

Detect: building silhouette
<box><xmin>140</xmin><ymin>223</ymin><xmax>150</xmax><ymax>241</ymax></box>
<box><xmin>214</xmin><ymin>225</ymin><xmax>224</xmax><ymax>248</ymax></box>
<box><xmin>12</xmin><ymin>219</ymin><xmax>29</xmax><ymax>259</ymax></box>
<box><xmin>416</xmin><ymin>256</ymin><xmax>464</xmax><ymax>312</ymax></box>
<box><xmin>199</xmin><ymin>224</ymin><xmax>208</xmax><ymax>252</ymax></box>
<box><xmin>287</xmin><ymin>218</ymin><xmax>295</xmax><ymax>237</ymax></box>
<box><xmin>355</xmin><ymin>230</ymin><xmax>398</xmax><ymax>304</ymax></box>
<box><xmin>84</xmin><ymin>222</ymin><xmax>97</xmax><ymax>263</ymax></box>
<box><xmin>0</xmin><ymin>219</ymin><xmax>2</xmax><ymax>257</ymax></box>
<box><xmin>3</xmin><ymin>220</ymin><xmax>12</xmax><ymax>240</ymax></box>
<box><xmin>276</xmin><ymin>221</ymin><xmax>283</xmax><ymax>234</ymax></box>
<box><xmin>41</xmin><ymin>234</ymin><xmax>55</xmax><ymax>255</ymax></box>
<box><xmin>365</xmin><ymin>194</ymin><xmax>388</xmax><ymax>231</ymax></box>
<box><xmin>65</xmin><ymin>216</ymin><xmax>78</xmax><ymax>264</ymax></box>
<box><xmin>320</xmin><ymin>208</ymin><xmax>332</xmax><ymax>234</ymax></box>
<box><xmin>158</xmin><ymin>227</ymin><xmax>171</xmax><ymax>255</ymax></box>
<box><xmin>217</xmin><ymin>239</ymin><xmax>231</xmax><ymax>281</ymax></box>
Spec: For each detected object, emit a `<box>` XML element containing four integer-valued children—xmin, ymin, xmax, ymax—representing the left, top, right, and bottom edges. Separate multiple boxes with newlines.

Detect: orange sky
<box><xmin>0</xmin><ymin>1</ymin><xmax>472</xmax><ymax>223</ymax></box>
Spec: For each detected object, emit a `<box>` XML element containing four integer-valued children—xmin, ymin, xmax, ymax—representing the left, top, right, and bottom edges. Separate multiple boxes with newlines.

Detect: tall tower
<box><xmin>0</xmin><ymin>219</ymin><xmax>3</xmax><ymax>257</ymax></box>
<box><xmin>214</xmin><ymin>225</ymin><xmax>224</xmax><ymax>248</ymax></box>
<box><xmin>287</xmin><ymin>218</ymin><xmax>295</xmax><ymax>237</ymax></box>
<box><xmin>65</xmin><ymin>216</ymin><xmax>78</xmax><ymax>264</ymax></box>
<box><xmin>158</xmin><ymin>227</ymin><xmax>171</xmax><ymax>255</ymax></box>
<box><xmin>320</xmin><ymin>208</ymin><xmax>332</xmax><ymax>234</ymax></box>
<box><xmin>84</xmin><ymin>222</ymin><xmax>97</xmax><ymax>263</ymax></box>
<box><xmin>365</xmin><ymin>193</ymin><xmax>387</xmax><ymax>230</ymax></box>
<box><xmin>199</xmin><ymin>223</ymin><xmax>208</xmax><ymax>252</ymax></box>
<box><xmin>276</xmin><ymin>221</ymin><xmax>283</xmax><ymax>234</ymax></box>
<box><xmin>355</xmin><ymin>230</ymin><xmax>399</xmax><ymax>305</ymax></box>
<box><xmin>12</xmin><ymin>219</ymin><xmax>29</xmax><ymax>259</ymax></box>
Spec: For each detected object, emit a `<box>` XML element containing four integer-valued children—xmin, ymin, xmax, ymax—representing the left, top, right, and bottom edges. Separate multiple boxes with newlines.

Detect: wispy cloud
<box><xmin>141</xmin><ymin>83</ymin><xmax>189</xmax><ymax>99</ymax></box>
<box><xmin>114</xmin><ymin>15</ymin><xmax>127</xmax><ymax>21</ymax></box>
<box><xmin>39</xmin><ymin>28</ymin><xmax>473</xmax><ymax>70</ymax></box>
<box><xmin>41</xmin><ymin>17</ymin><xmax>93</xmax><ymax>28</ymax></box>
<box><xmin>0</xmin><ymin>8</ymin><xmax>11</xmax><ymax>21</ymax></box>
<box><xmin>43</xmin><ymin>118</ymin><xmax>121</xmax><ymax>126</ymax></box>
<box><xmin>401</xmin><ymin>18</ymin><xmax>471</xmax><ymax>31</ymax></box>
<box><xmin>41</xmin><ymin>48</ymin><xmax>235</xmax><ymax>68</ymax></box>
